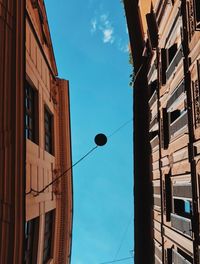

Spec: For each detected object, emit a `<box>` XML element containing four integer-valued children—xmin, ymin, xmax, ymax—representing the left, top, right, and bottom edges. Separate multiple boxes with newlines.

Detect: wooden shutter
<box><xmin>146</xmin><ymin>11</ymin><xmax>158</xmax><ymax>49</ymax></box>
<box><xmin>162</xmin><ymin>108</ymin><xmax>169</xmax><ymax>149</ymax></box>
<box><xmin>194</xmin><ymin>0</ymin><xmax>200</xmax><ymax>29</ymax></box>
<box><xmin>161</xmin><ymin>48</ymin><xmax>167</xmax><ymax>85</ymax></box>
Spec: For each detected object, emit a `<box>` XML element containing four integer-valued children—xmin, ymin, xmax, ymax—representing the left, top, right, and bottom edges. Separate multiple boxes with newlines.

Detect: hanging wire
<box><xmin>26</xmin><ymin>146</ymin><xmax>98</xmax><ymax>196</ymax></box>
<box><xmin>26</xmin><ymin>117</ymin><xmax>133</xmax><ymax>196</ymax></box>
<box><xmin>113</xmin><ymin>214</ymin><xmax>133</xmax><ymax>261</ymax></box>
<box><xmin>98</xmin><ymin>256</ymin><xmax>133</xmax><ymax>264</ymax></box>
<box><xmin>108</xmin><ymin>118</ymin><xmax>133</xmax><ymax>138</ymax></box>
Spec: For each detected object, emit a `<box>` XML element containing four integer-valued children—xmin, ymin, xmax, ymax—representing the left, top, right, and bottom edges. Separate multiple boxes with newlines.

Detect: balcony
<box><xmin>166</xmin><ymin>46</ymin><xmax>183</xmax><ymax>80</ymax></box>
<box><xmin>172</xmin><ymin>249</ymin><xmax>192</xmax><ymax>264</ymax></box>
<box><xmin>149</xmin><ymin>90</ymin><xmax>157</xmax><ymax>109</ymax></box>
<box><xmin>169</xmin><ymin>111</ymin><xmax>188</xmax><ymax>138</ymax></box>
<box><xmin>167</xmin><ymin>81</ymin><xmax>185</xmax><ymax>109</ymax></box>
<box><xmin>171</xmin><ymin>213</ymin><xmax>192</xmax><ymax>237</ymax></box>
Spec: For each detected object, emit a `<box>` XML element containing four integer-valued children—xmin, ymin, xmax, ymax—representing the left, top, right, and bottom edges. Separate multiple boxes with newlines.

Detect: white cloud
<box><xmin>91</xmin><ymin>19</ymin><xmax>97</xmax><ymax>33</ymax></box>
<box><xmin>103</xmin><ymin>28</ymin><xmax>114</xmax><ymax>43</ymax></box>
<box><xmin>99</xmin><ymin>13</ymin><xmax>114</xmax><ymax>44</ymax></box>
<box><xmin>117</xmin><ymin>38</ymin><xmax>129</xmax><ymax>53</ymax></box>
<box><xmin>90</xmin><ymin>12</ymin><xmax>115</xmax><ymax>44</ymax></box>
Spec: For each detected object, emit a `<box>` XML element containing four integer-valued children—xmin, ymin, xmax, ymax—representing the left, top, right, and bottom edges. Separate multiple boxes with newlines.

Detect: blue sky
<box><xmin>45</xmin><ymin>1</ymin><xmax>133</xmax><ymax>263</ymax></box>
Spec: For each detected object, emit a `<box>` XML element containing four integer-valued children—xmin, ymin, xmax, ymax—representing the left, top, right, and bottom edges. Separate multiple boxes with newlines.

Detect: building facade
<box><xmin>0</xmin><ymin>0</ymin><xmax>73</xmax><ymax>263</ymax></box>
<box><xmin>124</xmin><ymin>0</ymin><xmax>200</xmax><ymax>263</ymax></box>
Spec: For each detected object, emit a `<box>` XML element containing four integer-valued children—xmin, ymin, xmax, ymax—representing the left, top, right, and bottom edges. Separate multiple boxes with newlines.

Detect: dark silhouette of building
<box><xmin>124</xmin><ymin>0</ymin><xmax>200</xmax><ymax>263</ymax></box>
<box><xmin>0</xmin><ymin>0</ymin><xmax>73</xmax><ymax>263</ymax></box>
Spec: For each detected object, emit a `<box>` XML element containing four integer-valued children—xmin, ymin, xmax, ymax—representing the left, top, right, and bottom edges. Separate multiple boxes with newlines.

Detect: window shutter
<box><xmin>161</xmin><ymin>49</ymin><xmax>167</xmax><ymax>85</ymax></box>
<box><xmin>194</xmin><ymin>0</ymin><xmax>200</xmax><ymax>30</ymax></box>
<box><xmin>165</xmin><ymin>175</ymin><xmax>172</xmax><ymax>222</ymax></box>
<box><xmin>168</xmin><ymin>43</ymin><xmax>177</xmax><ymax>65</ymax></box>
<box><xmin>162</xmin><ymin>108</ymin><xmax>169</xmax><ymax>149</ymax></box>
<box><xmin>146</xmin><ymin>11</ymin><xmax>158</xmax><ymax>49</ymax></box>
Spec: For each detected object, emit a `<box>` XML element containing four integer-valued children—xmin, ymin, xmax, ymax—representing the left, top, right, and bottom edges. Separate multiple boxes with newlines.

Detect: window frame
<box><xmin>44</xmin><ymin>105</ymin><xmax>54</xmax><ymax>155</ymax></box>
<box><xmin>24</xmin><ymin>217</ymin><xmax>39</xmax><ymax>264</ymax></box>
<box><xmin>43</xmin><ymin>210</ymin><xmax>55</xmax><ymax>263</ymax></box>
<box><xmin>25</xmin><ymin>80</ymin><xmax>39</xmax><ymax>144</ymax></box>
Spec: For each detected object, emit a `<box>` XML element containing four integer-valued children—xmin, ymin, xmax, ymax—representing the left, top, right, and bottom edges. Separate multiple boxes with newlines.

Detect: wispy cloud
<box><xmin>99</xmin><ymin>14</ymin><xmax>114</xmax><ymax>44</ymax></box>
<box><xmin>91</xmin><ymin>19</ymin><xmax>97</xmax><ymax>33</ymax></box>
<box><xmin>90</xmin><ymin>13</ymin><xmax>114</xmax><ymax>44</ymax></box>
<box><xmin>90</xmin><ymin>10</ymin><xmax>129</xmax><ymax>52</ymax></box>
<box><xmin>102</xmin><ymin>28</ymin><xmax>114</xmax><ymax>43</ymax></box>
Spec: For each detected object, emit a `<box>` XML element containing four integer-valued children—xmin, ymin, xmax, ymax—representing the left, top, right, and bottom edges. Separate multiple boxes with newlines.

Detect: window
<box><xmin>167</xmin><ymin>43</ymin><xmax>177</xmax><ymax>66</ymax></box>
<box><xmin>146</xmin><ymin>9</ymin><xmax>158</xmax><ymax>49</ymax></box>
<box><xmin>170</xmin><ymin>109</ymin><xmax>181</xmax><ymax>124</ymax></box>
<box><xmin>25</xmin><ymin>81</ymin><xmax>38</xmax><ymax>143</ymax></box>
<box><xmin>44</xmin><ymin>107</ymin><xmax>53</xmax><ymax>154</ymax></box>
<box><xmin>43</xmin><ymin>210</ymin><xmax>55</xmax><ymax>263</ymax></box>
<box><xmin>173</xmin><ymin>198</ymin><xmax>192</xmax><ymax>219</ymax></box>
<box><xmin>161</xmin><ymin>108</ymin><xmax>169</xmax><ymax>149</ymax></box>
<box><xmin>164</xmin><ymin>175</ymin><xmax>172</xmax><ymax>221</ymax></box>
<box><xmin>24</xmin><ymin>217</ymin><xmax>39</xmax><ymax>264</ymax></box>
<box><xmin>161</xmin><ymin>48</ymin><xmax>167</xmax><ymax>85</ymax></box>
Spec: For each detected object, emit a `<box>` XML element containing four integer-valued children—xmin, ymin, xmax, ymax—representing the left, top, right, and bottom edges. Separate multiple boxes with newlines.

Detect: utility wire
<box><xmin>113</xmin><ymin>214</ymin><xmax>133</xmax><ymax>261</ymax></box>
<box><xmin>26</xmin><ymin>146</ymin><xmax>98</xmax><ymax>195</ymax></box>
<box><xmin>98</xmin><ymin>256</ymin><xmax>133</xmax><ymax>264</ymax></box>
<box><xmin>108</xmin><ymin>118</ymin><xmax>133</xmax><ymax>138</ymax></box>
<box><xmin>26</xmin><ymin>117</ymin><xmax>133</xmax><ymax>196</ymax></box>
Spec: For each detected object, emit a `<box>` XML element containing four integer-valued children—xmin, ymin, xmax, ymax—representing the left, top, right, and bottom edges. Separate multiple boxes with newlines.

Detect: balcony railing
<box><xmin>170</xmin><ymin>111</ymin><xmax>188</xmax><ymax>138</ymax></box>
<box><xmin>150</xmin><ymin>135</ymin><xmax>159</xmax><ymax>150</ymax></box>
<box><xmin>172</xmin><ymin>249</ymin><xmax>192</xmax><ymax>264</ymax></box>
<box><xmin>166</xmin><ymin>46</ymin><xmax>183</xmax><ymax>80</ymax></box>
<box><xmin>167</xmin><ymin>81</ymin><xmax>185</xmax><ymax>109</ymax></box>
<box><xmin>149</xmin><ymin>90</ymin><xmax>157</xmax><ymax>109</ymax></box>
<box><xmin>171</xmin><ymin>213</ymin><xmax>192</xmax><ymax>237</ymax></box>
